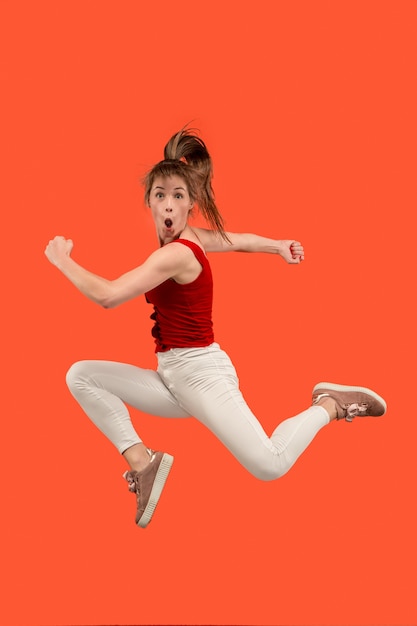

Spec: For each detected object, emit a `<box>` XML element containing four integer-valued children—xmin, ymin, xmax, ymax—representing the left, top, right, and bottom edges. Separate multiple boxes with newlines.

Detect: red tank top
<box><xmin>145</xmin><ymin>239</ymin><xmax>214</xmax><ymax>352</ymax></box>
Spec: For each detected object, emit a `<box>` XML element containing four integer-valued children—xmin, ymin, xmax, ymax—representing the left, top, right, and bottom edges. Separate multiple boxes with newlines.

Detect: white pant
<box><xmin>66</xmin><ymin>343</ymin><xmax>329</xmax><ymax>481</ymax></box>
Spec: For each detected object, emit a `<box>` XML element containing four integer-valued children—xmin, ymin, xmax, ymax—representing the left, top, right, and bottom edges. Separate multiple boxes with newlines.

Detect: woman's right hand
<box><xmin>45</xmin><ymin>235</ymin><xmax>74</xmax><ymax>268</ymax></box>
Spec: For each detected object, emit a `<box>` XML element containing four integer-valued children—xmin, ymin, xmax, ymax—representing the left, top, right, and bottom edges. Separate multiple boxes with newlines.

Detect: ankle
<box><xmin>314</xmin><ymin>395</ymin><xmax>338</xmax><ymax>421</ymax></box>
<box><xmin>123</xmin><ymin>443</ymin><xmax>152</xmax><ymax>473</ymax></box>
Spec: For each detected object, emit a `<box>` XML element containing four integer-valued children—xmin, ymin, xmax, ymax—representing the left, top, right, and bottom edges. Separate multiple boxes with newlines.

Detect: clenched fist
<box><xmin>278</xmin><ymin>240</ymin><xmax>305</xmax><ymax>264</ymax></box>
<box><xmin>45</xmin><ymin>236</ymin><xmax>74</xmax><ymax>267</ymax></box>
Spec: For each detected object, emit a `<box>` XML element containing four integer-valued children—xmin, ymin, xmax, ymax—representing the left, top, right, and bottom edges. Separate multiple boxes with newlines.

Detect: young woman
<box><xmin>45</xmin><ymin>128</ymin><xmax>386</xmax><ymax>528</ymax></box>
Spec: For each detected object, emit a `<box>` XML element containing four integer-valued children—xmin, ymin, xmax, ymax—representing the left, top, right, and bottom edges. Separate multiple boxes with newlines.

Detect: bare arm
<box><xmin>44</xmin><ymin>236</ymin><xmax>190</xmax><ymax>308</ymax></box>
<box><xmin>193</xmin><ymin>228</ymin><xmax>304</xmax><ymax>264</ymax></box>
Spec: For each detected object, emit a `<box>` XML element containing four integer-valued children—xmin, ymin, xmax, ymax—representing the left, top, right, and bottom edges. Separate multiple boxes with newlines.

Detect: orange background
<box><xmin>1</xmin><ymin>1</ymin><xmax>416</xmax><ymax>625</ymax></box>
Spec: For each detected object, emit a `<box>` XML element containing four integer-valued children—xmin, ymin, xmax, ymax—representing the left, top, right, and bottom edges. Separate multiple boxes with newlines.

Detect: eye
<box><xmin>155</xmin><ymin>192</ymin><xmax>164</xmax><ymax>199</ymax></box>
<box><xmin>175</xmin><ymin>193</ymin><xmax>183</xmax><ymax>199</ymax></box>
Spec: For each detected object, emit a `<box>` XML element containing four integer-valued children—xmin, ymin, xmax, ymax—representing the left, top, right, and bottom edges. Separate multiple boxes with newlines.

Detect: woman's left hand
<box><xmin>279</xmin><ymin>240</ymin><xmax>304</xmax><ymax>264</ymax></box>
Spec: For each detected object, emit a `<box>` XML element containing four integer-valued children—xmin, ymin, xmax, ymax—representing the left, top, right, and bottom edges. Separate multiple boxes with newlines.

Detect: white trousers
<box><xmin>66</xmin><ymin>343</ymin><xmax>329</xmax><ymax>481</ymax></box>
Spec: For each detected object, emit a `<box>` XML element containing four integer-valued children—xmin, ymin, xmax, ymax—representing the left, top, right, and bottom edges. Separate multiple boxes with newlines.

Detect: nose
<box><xmin>165</xmin><ymin>206</ymin><xmax>173</xmax><ymax>212</ymax></box>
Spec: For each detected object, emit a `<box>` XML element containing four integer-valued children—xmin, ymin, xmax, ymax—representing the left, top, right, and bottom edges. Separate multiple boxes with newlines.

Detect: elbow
<box><xmin>100</xmin><ymin>295</ymin><xmax>119</xmax><ymax>309</ymax></box>
<box><xmin>102</xmin><ymin>302</ymin><xmax>118</xmax><ymax>309</ymax></box>
<box><xmin>96</xmin><ymin>286</ymin><xmax>120</xmax><ymax>309</ymax></box>
<box><xmin>96</xmin><ymin>279</ymin><xmax>140</xmax><ymax>309</ymax></box>
<box><xmin>99</xmin><ymin>287</ymin><xmax>132</xmax><ymax>309</ymax></box>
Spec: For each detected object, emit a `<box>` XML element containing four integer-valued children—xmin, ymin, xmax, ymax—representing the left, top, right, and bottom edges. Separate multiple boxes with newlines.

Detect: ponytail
<box><xmin>144</xmin><ymin>127</ymin><xmax>230</xmax><ymax>242</ymax></box>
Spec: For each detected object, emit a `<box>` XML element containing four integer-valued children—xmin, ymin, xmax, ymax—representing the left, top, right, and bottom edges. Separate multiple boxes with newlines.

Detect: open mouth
<box><xmin>164</xmin><ymin>218</ymin><xmax>173</xmax><ymax>228</ymax></box>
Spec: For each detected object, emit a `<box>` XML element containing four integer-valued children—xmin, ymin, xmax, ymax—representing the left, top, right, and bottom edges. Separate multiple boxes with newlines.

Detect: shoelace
<box><xmin>345</xmin><ymin>403</ymin><xmax>368</xmax><ymax>422</ymax></box>
<box><xmin>123</xmin><ymin>471</ymin><xmax>137</xmax><ymax>492</ymax></box>
<box><xmin>313</xmin><ymin>393</ymin><xmax>369</xmax><ymax>422</ymax></box>
<box><xmin>123</xmin><ymin>448</ymin><xmax>156</xmax><ymax>492</ymax></box>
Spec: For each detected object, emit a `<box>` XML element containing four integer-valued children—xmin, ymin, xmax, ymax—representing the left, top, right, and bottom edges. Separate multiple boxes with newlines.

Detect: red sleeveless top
<box><xmin>145</xmin><ymin>239</ymin><xmax>214</xmax><ymax>353</ymax></box>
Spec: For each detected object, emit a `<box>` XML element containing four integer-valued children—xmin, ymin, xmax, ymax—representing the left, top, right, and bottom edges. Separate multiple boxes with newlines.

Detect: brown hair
<box><xmin>144</xmin><ymin>127</ymin><xmax>229</xmax><ymax>241</ymax></box>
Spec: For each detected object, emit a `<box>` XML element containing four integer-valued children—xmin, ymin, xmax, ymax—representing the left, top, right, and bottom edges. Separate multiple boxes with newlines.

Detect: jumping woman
<box><xmin>45</xmin><ymin>128</ymin><xmax>386</xmax><ymax>528</ymax></box>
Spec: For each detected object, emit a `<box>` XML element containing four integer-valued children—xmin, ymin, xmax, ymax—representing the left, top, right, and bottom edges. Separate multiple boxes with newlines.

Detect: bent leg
<box><xmin>157</xmin><ymin>346</ymin><xmax>329</xmax><ymax>480</ymax></box>
<box><xmin>66</xmin><ymin>360</ymin><xmax>190</xmax><ymax>454</ymax></box>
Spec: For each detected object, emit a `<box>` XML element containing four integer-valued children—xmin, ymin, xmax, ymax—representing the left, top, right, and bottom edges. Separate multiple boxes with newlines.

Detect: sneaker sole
<box><xmin>138</xmin><ymin>453</ymin><xmax>174</xmax><ymax>528</ymax></box>
<box><xmin>313</xmin><ymin>382</ymin><xmax>387</xmax><ymax>415</ymax></box>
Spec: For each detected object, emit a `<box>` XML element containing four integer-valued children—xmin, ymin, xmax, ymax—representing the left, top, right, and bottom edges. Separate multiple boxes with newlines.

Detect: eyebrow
<box><xmin>154</xmin><ymin>185</ymin><xmax>186</xmax><ymax>190</ymax></box>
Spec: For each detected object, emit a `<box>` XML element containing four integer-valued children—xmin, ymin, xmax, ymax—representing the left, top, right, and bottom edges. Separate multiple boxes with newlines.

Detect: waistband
<box><xmin>157</xmin><ymin>342</ymin><xmax>221</xmax><ymax>360</ymax></box>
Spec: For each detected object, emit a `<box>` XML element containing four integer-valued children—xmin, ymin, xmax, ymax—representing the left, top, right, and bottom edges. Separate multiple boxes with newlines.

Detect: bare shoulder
<box><xmin>157</xmin><ymin>240</ymin><xmax>205</xmax><ymax>284</ymax></box>
<box><xmin>192</xmin><ymin>227</ymin><xmax>219</xmax><ymax>250</ymax></box>
<box><xmin>145</xmin><ymin>242</ymin><xmax>192</xmax><ymax>270</ymax></box>
<box><xmin>193</xmin><ymin>227</ymin><xmax>240</xmax><ymax>252</ymax></box>
<box><xmin>192</xmin><ymin>227</ymin><xmax>234</xmax><ymax>252</ymax></box>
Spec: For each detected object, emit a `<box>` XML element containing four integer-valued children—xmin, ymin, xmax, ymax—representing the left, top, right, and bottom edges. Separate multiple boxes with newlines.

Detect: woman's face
<box><xmin>148</xmin><ymin>175</ymin><xmax>193</xmax><ymax>245</ymax></box>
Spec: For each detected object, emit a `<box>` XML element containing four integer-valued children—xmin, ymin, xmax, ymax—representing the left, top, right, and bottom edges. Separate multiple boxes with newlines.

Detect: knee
<box><xmin>251</xmin><ymin>467</ymin><xmax>286</xmax><ymax>482</ymax></box>
<box><xmin>244</xmin><ymin>453</ymin><xmax>290</xmax><ymax>482</ymax></box>
<box><xmin>65</xmin><ymin>360</ymin><xmax>90</xmax><ymax>392</ymax></box>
